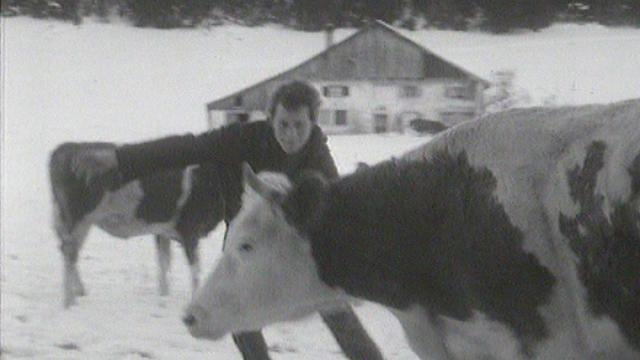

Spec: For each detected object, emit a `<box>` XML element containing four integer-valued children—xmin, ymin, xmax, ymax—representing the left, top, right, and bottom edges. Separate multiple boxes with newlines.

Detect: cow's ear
<box><xmin>282</xmin><ymin>171</ymin><xmax>329</xmax><ymax>232</ymax></box>
<box><xmin>242</xmin><ymin>162</ymin><xmax>286</xmax><ymax>203</ymax></box>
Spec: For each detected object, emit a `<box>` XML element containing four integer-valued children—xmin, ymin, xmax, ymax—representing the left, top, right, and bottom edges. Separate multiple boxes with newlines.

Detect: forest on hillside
<box><xmin>2</xmin><ymin>0</ymin><xmax>639</xmax><ymax>33</ymax></box>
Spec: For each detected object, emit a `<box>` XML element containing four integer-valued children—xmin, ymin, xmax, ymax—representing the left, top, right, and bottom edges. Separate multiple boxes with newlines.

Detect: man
<box><xmin>76</xmin><ymin>81</ymin><xmax>383</xmax><ymax>360</ymax></box>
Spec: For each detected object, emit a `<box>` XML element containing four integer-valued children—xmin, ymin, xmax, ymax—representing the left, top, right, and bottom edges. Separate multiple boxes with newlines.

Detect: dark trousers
<box><xmin>231</xmin><ymin>306</ymin><xmax>384</xmax><ymax>360</ymax></box>
<box><xmin>223</xmin><ymin>225</ymin><xmax>384</xmax><ymax>360</ymax></box>
<box><xmin>318</xmin><ymin>305</ymin><xmax>385</xmax><ymax>360</ymax></box>
<box><xmin>232</xmin><ymin>331</ymin><xmax>270</xmax><ymax>360</ymax></box>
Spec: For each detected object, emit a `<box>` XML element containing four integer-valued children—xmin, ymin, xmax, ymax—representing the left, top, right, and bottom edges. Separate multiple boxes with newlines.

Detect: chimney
<box><xmin>325</xmin><ymin>23</ymin><xmax>335</xmax><ymax>49</ymax></box>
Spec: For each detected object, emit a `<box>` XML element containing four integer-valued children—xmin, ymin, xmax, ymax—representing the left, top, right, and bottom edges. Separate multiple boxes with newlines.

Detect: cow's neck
<box><xmin>307</xmin><ymin>156</ymin><xmax>466</xmax><ymax>313</ymax></box>
<box><xmin>305</xmin><ymin>152</ymin><xmax>556</xmax><ymax>344</ymax></box>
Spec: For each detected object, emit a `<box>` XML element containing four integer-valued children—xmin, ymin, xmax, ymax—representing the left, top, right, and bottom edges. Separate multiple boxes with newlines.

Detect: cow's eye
<box><xmin>239</xmin><ymin>243</ymin><xmax>253</xmax><ymax>252</ymax></box>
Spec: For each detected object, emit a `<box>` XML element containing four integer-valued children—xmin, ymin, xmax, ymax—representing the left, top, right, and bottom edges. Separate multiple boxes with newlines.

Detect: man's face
<box><xmin>272</xmin><ymin>103</ymin><xmax>313</xmax><ymax>154</ymax></box>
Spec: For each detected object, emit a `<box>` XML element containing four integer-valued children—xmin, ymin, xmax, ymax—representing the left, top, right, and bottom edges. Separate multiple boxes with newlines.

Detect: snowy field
<box><xmin>2</xmin><ymin>17</ymin><xmax>640</xmax><ymax>359</ymax></box>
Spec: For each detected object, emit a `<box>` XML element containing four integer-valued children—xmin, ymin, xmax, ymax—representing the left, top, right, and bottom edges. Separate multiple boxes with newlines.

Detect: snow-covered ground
<box><xmin>2</xmin><ymin>17</ymin><xmax>639</xmax><ymax>359</ymax></box>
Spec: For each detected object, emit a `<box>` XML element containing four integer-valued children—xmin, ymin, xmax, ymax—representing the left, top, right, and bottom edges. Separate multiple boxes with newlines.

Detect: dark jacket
<box><xmin>116</xmin><ymin>120</ymin><xmax>338</xmax><ymax>223</ymax></box>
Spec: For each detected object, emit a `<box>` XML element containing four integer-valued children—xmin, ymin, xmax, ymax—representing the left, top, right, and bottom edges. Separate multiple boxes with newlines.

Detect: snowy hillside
<box><xmin>2</xmin><ymin>17</ymin><xmax>640</xmax><ymax>359</ymax></box>
<box><xmin>401</xmin><ymin>23</ymin><xmax>640</xmax><ymax>106</ymax></box>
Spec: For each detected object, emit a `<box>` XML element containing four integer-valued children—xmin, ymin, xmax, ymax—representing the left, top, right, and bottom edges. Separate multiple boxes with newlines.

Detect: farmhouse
<box><xmin>206</xmin><ymin>20</ymin><xmax>490</xmax><ymax>134</ymax></box>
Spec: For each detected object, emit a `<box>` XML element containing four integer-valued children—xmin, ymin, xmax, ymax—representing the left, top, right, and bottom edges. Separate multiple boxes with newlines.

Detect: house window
<box><xmin>335</xmin><ymin>110</ymin><xmax>347</xmax><ymax>126</ymax></box>
<box><xmin>399</xmin><ymin>85</ymin><xmax>421</xmax><ymax>98</ymax></box>
<box><xmin>445</xmin><ymin>84</ymin><xmax>474</xmax><ymax>100</ymax></box>
<box><xmin>323</xmin><ymin>85</ymin><xmax>349</xmax><ymax>98</ymax></box>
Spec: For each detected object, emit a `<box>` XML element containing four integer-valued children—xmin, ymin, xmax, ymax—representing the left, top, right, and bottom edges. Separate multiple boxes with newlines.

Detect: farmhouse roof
<box><xmin>207</xmin><ymin>20</ymin><xmax>490</xmax><ymax>112</ymax></box>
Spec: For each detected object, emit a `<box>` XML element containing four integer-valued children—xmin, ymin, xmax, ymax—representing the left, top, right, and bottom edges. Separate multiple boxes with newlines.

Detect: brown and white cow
<box><xmin>49</xmin><ymin>142</ymin><xmax>224</xmax><ymax>308</ymax></box>
<box><xmin>184</xmin><ymin>99</ymin><xmax>640</xmax><ymax>359</ymax></box>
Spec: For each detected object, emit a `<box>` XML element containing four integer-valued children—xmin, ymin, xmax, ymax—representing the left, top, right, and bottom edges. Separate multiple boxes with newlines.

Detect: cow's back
<box><xmin>49</xmin><ymin>142</ymin><xmax>224</xmax><ymax>240</ymax></box>
<box><xmin>403</xmin><ymin>99</ymin><xmax>640</xmax><ymax>357</ymax></box>
<box><xmin>546</xmin><ymin>101</ymin><xmax>640</xmax><ymax>353</ymax></box>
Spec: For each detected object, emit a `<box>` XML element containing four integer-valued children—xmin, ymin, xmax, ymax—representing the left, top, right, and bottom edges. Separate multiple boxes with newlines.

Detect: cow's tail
<box><xmin>49</xmin><ymin>143</ymin><xmax>78</xmax><ymax>238</ymax></box>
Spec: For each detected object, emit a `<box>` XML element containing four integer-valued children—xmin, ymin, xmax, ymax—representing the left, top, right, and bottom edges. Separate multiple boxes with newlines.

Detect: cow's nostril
<box><xmin>183</xmin><ymin>313</ymin><xmax>197</xmax><ymax>327</ymax></box>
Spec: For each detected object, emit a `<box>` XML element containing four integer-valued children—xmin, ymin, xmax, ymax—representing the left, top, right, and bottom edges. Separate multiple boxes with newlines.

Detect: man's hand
<box><xmin>71</xmin><ymin>147</ymin><xmax>120</xmax><ymax>187</ymax></box>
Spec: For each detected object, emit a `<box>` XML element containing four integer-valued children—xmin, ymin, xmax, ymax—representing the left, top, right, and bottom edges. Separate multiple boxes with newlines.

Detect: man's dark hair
<box><xmin>268</xmin><ymin>81</ymin><xmax>321</xmax><ymax>123</ymax></box>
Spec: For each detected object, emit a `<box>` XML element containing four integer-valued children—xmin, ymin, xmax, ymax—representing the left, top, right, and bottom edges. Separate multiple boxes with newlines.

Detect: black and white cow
<box><xmin>184</xmin><ymin>99</ymin><xmax>640</xmax><ymax>359</ymax></box>
<box><xmin>49</xmin><ymin>142</ymin><xmax>223</xmax><ymax>308</ymax></box>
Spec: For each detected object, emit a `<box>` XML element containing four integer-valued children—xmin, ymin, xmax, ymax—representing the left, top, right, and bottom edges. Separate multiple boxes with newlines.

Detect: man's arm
<box><xmin>72</xmin><ymin>122</ymin><xmax>256</xmax><ymax>185</ymax></box>
<box><xmin>116</xmin><ymin>123</ymin><xmax>253</xmax><ymax>182</ymax></box>
<box><xmin>116</xmin><ymin>133</ymin><xmax>207</xmax><ymax>182</ymax></box>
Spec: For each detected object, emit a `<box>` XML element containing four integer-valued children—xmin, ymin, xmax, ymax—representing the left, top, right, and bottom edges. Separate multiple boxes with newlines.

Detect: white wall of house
<box><xmin>208</xmin><ymin>79</ymin><xmax>482</xmax><ymax>132</ymax></box>
<box><xmin>207</xmin><ymin>110</ymin><xmax>225</xmax><ymax>129</ymax></box>
<box><xmin>312</xmin><ymin>79</ymin><xmax>480</xmax><ymax>134</ymax></box>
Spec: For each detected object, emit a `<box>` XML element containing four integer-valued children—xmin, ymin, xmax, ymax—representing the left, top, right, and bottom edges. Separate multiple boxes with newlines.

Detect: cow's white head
<box><xmin>183</xmin><ymin>164</ymin><xmax>343</xmax><ymax>340</ymax></box>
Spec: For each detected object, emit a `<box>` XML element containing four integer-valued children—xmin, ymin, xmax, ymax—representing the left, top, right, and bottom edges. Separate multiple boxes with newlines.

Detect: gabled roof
<box><xmin>371</xmin><ymin>20</ymin><xmax>490</xmax><ymax>86</ymax></box>
<box><xmin>207</xmin><ymin>20</ymin><xmax>490</xmax><ymax>111</ymax></box>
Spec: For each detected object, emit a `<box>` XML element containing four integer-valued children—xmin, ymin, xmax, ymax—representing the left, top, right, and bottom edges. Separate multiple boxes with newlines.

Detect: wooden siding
<box><xmin>312</xmin><ymin>26</ymin><xmax>428</xmax><ymax>80</ymax></box>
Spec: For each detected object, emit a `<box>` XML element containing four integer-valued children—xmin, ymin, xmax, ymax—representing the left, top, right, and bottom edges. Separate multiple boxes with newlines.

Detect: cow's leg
<box><xmin>60</xmin><ymin>236</ymin><xmax>78</xmax><ymax>308</ymax></box>
<box><xmin>155</xmin><ymin>235</ymin><xmax>172</xmax><ymax>296</ymax></box>
<box><xmin>70</xmin><ymin>225</ymin><xmax>89</xmax><ymax>297</ymax></box>
<box><xmin>319</xmin><ymin>304</ymin><xmax>384</xmax><ymax>360</ymax></box>
<box><xmin>56</xmin><ymin>219</ymin><xmax>89</xmax><ymax>308</ymax></box>
<box><xmin>181</xmin><ymin>237</ymin><xmax>201</xmax><ymax>295</ymax></box>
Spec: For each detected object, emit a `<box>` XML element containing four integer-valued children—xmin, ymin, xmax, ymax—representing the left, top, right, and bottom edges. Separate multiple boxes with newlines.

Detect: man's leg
<box><xmin>232</xmin><ymin>331</ymin><xmax>271</xmax><ymax>360</ymax></box>
<box><xmin>320</xmin><ymin>304</ymin><xmax>385</xmax><ymax>360</ymax></box>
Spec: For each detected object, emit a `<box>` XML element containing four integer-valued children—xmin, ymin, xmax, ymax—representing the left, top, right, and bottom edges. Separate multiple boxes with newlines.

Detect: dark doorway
<box><xmin>374</xmin><ymin>114</ymin><xmax>388</xmax><ymax>133</ymax></box>
<box><xmin>335</xmin><ymin>110</ymin><xmax>347</xmax><ymax>126</ymax></box>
